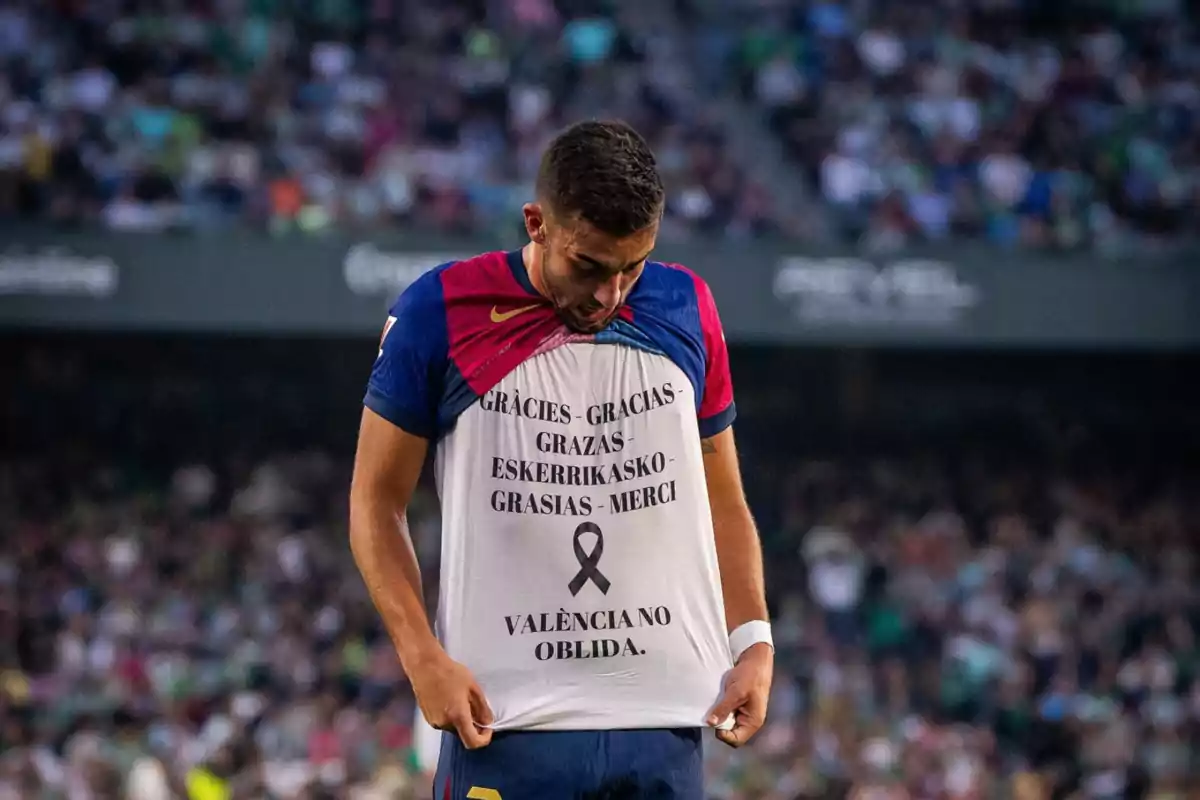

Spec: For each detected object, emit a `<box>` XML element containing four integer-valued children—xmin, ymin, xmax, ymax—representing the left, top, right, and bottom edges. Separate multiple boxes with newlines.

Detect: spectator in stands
<box><xmin>4</xmin><ymin>383</ymin><xmax>1199</xmax><ymax>796</ymax></box>
<box><xmin>7</xmin><ymin>0</ymin><xmax>1195</xmax><ymax>253</ymax></box>
<box><xmin>742</xmin><ymin>0</ymin><xmax>1200</xmax><ymax>254</ymax></box>
<box><xmin>0</xmin><ymin>0</ymin><xmax>770</xmax><ymax>240</ymax></box>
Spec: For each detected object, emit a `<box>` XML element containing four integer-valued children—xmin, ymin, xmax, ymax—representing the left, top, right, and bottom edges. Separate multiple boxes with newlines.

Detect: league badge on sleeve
<box><xmin>378</xmin><ymin>316</ymin><xmax>397</xmax><ymax>358</ymax></box>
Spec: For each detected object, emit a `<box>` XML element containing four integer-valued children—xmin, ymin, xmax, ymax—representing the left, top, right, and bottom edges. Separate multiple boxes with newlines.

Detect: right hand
<box><xmin>410</xmin><ymin>652</ymin><xmax>494</xmax><ymax>749</ymax></box>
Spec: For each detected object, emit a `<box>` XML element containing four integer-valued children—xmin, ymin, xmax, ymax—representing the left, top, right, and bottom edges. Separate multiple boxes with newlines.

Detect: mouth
<box><xmin>562</xmin><ymin>306</ymin><xmax>613</xmax><ymax>332</ymax></box>
<box><xmin>582</xmin><ymin>307</ymin><xmax>609</xmax><ymax>321</ymax></box>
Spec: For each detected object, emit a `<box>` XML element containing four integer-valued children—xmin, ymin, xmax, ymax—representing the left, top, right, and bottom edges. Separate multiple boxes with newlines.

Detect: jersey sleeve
<box><xmin>693</xmin><ymin>275</ymin><xmax>736</xmax><ymax>438</ymax></box>
<box><xmin>363</xmin><ymin>267</ymin><xmax>451</xmax><ymax>440</ymax></box>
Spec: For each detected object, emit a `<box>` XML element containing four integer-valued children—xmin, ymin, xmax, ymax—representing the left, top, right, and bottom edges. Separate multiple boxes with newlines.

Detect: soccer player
<box><xmin>349</xmin><ymin>120</ymin><xmax>772</xmax><ymax>798</ymax></box>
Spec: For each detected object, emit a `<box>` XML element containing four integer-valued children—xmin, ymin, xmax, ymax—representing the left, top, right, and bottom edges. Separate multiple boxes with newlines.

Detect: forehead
<box><xmin>556</xmin><ymin>218</ymin><xmax>658</xmax><ymax>267</ymax></box>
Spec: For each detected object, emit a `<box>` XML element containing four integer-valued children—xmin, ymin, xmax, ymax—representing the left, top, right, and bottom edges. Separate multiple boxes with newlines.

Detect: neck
<box><xmin>522</xmin><ymin>242</ymin><xmax>550</xmax><ymax>298</ymax></box>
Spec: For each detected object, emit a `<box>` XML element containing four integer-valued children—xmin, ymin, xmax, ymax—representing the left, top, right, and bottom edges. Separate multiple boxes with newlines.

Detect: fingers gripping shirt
<box><xmin>365</xmin><ymin>251</ymin><xmax>737</xmax><ymax>731</ymax></box>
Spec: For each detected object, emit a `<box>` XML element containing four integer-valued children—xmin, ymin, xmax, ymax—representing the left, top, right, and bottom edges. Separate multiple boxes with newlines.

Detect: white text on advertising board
<box><xmin>0</xmin><ymin>248</ymin><xmax>119</xmax><ymax>297</ymax></box>
<box><xmin>773</xmin><ymin>257</ymin><xmax>980</xmax><ymax>327</ymax></box>
<box><xmin>342</xmin><ymin>244</ymin><xmax>465</xmax><ymax>298</ymax></box>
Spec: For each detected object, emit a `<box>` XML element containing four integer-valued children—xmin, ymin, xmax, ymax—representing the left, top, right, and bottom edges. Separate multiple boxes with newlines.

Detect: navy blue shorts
<box><xmin>432</xmin><ymin>727</ymin><xmax>704</xmax><ymax>800</ymax></box>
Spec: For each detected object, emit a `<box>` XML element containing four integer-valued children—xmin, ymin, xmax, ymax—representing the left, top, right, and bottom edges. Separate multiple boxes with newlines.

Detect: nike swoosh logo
<box><xmin>490</xmin><ymin>303</ymin><xmax>541</xmax><ymax>323</ymax></box>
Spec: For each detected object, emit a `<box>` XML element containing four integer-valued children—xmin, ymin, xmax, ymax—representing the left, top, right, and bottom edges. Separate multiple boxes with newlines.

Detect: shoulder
<box><xmin>640</xmin><ymin>260</ymin><xmax>705</xmax><ymax>291</ymax></box>
<box><xmin>637</xmin><ymin>261</ymin><xmax>718</xmax><ymax>310</ymax></box>
<box><xmin>632</xmin><ymin>261</ymin><xmax>723</xmax><ymax>339</ymax></box>
<box><xmin>370</xmin><ymin>254</ymin><xmax>512</xmax><ymax>438</ymax></box>
<box><xmin>380</xmin><ymin>253</ymin><xmax>506</xmax><ymax>362</ymax></box>
<box><xmin>389</xmin><ymin>252</ymin><xmax>511</xmax><ymax>317</ymax></box>
<box><xmin>386</xmin><ymin>260</ymin><xmax>454</xmax><ymax>320</ymax></box>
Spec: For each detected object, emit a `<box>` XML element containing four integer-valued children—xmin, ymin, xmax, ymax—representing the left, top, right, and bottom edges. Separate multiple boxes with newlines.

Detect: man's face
<box><xmin>524</xmin><ymin>203</ymin><xmax>658</xmax><ymax>333</ymax></box>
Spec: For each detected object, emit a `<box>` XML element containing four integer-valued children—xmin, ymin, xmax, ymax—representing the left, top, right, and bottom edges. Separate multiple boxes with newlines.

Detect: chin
<box><xmin>566</xmin><ymin>315</ymin><xmax>615</xmax><ymax>334</ymax></box>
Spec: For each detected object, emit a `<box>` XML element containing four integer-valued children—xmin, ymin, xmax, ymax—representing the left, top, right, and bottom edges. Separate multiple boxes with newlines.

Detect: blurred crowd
<box><xmin>738</xmin><ymin>0</ymin><xmax>1200</xmax><ymax>253</ymax></box>
<box><xmin>714</xmin><ymin>455</ymin><xmax>1200</xmax><ymax>799</ymax></box>
<box><xmin>0</xmin><ymin>0</ymin><xmax>772</xmax><ymax>240</ymax></box>
<box><xmin>4</xmin><ymin>436</ymin><xmax>1199</xmax><ymax>799</ymax></box>
<box><xmin>0</xmin><ymin>448</ymin><xmax>437</xmax><ymax>799</ymax></box>
<box><xmin>2</xmin><ymin>0</ymin><xmax>1199</xmax><ymax>251</ymax></box>
<box><xmin>3</xmin><ymin>339</ymin><xmax>1200</xmax><ymax>799</ymax></box>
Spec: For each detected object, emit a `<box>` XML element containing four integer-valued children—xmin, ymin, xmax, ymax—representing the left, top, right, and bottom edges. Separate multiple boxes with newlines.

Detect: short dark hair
<box><xmin>536</xmin><ymin>120</ymin><xmax>665</xmax><ymax>237</ymax></box>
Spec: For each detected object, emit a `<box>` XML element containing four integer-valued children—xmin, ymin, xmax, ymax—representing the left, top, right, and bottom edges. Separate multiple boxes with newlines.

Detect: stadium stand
<box><xmin>0</xmin><ymin>0</ymin><xmax>774</xmax><ymax>240</ymax></box>
<box><xmin>5</xmin><ymin>0</ymin><xmax>1196</xmax><ymax>251</ymax></box>
<box><xmin>2</xmin><ymin>0</ymin><xmax>1200</xmax><ymax>797</ymax></box>
<box><xmin>3</xmin><ymin>338</ymin><xmax>1198</xmax><ymax>798</ymax></box>
<box><xmin>734</xmin><ymin>0</ymin><xmax>1200</xmax><ymax>252</ymax></box>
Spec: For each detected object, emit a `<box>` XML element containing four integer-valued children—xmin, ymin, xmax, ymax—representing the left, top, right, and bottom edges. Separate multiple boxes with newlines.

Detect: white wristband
<box><xmin>729</xmin><ymin>620</ymin><xmax>773</xmax><ymax>662</ymax></box>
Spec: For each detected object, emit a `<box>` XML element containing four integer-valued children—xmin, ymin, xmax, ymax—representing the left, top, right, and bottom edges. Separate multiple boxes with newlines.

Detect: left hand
<box><xmin>706</xmin><ymin>641</ymin><xmax>773</xmax><ymax>747</ymax></box>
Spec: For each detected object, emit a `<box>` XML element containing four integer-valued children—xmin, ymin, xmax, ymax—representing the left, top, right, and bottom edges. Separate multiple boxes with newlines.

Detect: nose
<box><xmin>593</xmin><ymin>273</ymin><xmax>623</xmax><ymax>310</ymax></box>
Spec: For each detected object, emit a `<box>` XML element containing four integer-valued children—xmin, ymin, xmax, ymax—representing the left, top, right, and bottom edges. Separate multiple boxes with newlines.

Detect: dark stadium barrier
<box><xmin>1</xmin><ymin>225</ymin><xmax>1198</xmax><ymax>349</ymax></box>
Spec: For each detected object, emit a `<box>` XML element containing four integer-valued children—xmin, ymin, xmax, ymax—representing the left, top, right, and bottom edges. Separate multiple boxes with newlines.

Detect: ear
<box><xmin>523</xmin><ymin>203</ymin><xmax>547</xmax><ymax>245</ymax></box>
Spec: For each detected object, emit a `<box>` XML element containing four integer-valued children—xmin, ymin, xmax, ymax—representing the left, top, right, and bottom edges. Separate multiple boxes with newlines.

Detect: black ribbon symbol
<box><xmin>568</xmin><ymin>522</ymin><xmax>611</xmax><ymax>596</ymax></box>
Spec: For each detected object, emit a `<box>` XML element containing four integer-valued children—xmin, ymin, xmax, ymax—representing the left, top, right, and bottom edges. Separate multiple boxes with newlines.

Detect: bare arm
<box><xmin>701</xmin><ymin>426</ymin><xmax>768</xmax><ymax>634</ymax></box>
<box><xmin>702</xmin><ymin>424</ymin><xmax>772</xmax><ymax>746</ymax></box>
<box><xmin>348</xmin><ymin>406</ymin><xmax>438</xmax><ymax>673</ymax></box>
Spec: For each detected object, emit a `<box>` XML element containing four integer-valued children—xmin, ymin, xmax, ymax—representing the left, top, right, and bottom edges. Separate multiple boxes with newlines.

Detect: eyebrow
<box><xmin>574</xmin><ymin>250</ymin><xmax>653</xmax><ymax>274</ymax></box>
